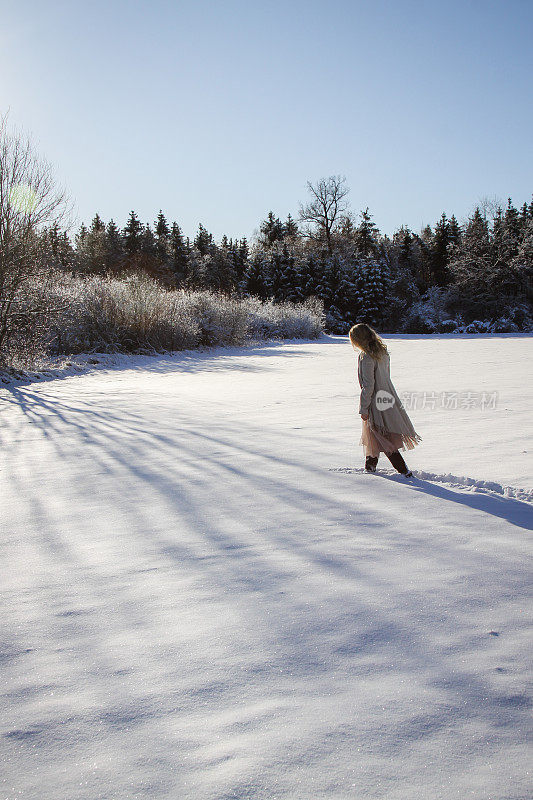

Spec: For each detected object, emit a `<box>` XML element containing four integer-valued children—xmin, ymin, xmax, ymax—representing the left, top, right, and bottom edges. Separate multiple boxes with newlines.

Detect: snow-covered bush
<box><xmin>180</xmin><ymin>291</ymin><xmax>249</xmax><ymax>346</ymax></box>
<box><xmin>503</xmin><ymin>303</ymin><xmax>533</xmax><ymax>331</ymax></box>
<box><xmin>490</xmin><ymin>318</ymin><xmax>516</xmax><ymax>333</ymax></box>
<box><xmin>402</xmin><ymin>312</ymin><xmax>436</xmax><ymax>334</ymax></box>
<box><xmin>401</xmin><ymin>287</ymin><xmax>450</xmax><ymax>333</ymax></box>
<box><xmin>0</xmin><ymin>272</ymin><xmax>324</xmax><ymax>371</ymax></box>
<box><xmin>439</xmin><ymin>319</ymin><xmax>459</xmax><ymax>333</ymax></box>
<box><xmin>47</xmin><ymin>274</ymin><xmax>201</xmax><ymax>353</ymax></box>
<box><xmin>324</xmin><ymin>307</ymin><xmax>348</xmax><ymax>335</ymax></box>
<box><xmin>463</xmin><ymin>320</ymin><xmax>495</xmax><ymax>334</ymax></box>
<box><xmin>450</xmin><ymin>305</ymin><xmax>533</xmax><ymax>334</ymax></box>
<box><xmin>245</xmin><ymin>296</ymin><xmax>323</xmax><ymax>340</ymax></box>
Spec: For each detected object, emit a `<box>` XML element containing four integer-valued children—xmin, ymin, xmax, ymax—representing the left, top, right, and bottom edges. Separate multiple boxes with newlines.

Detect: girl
<box><xmin>349</xmin><ymin>323</ymin><xmax>421</xmax><ymax>476</ymax></box>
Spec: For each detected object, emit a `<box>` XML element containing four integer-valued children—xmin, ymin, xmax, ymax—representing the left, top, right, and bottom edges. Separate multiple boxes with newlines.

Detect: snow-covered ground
<box><xmin>1</xmin><ymin>334</ymin><xmax>532</xmax><ymax>800</ymax></box>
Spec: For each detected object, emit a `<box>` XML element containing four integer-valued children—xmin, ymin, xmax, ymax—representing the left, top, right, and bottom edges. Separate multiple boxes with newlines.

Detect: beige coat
<box><xmin>358</xmin><ymin>350</ymin><xmax>421</xmax><ymax>444</ymax></box>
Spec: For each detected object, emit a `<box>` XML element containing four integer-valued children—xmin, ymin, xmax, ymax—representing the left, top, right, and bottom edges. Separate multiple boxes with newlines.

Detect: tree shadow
<box><xmin>2</xmin><ymin>379</ymin><xmax>532</xmax><ymax>796</ymax></box>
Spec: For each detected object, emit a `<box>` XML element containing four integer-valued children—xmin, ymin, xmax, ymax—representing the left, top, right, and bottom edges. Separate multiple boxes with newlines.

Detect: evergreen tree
<box><xmin>239</xmin><ymin>237</ymin><xmax>249</xmax><ymax>264</ymax></box>
<box><xmin>520</xmin><ymin>202</ymin><xmax>530</xmax><ymax>230</ymax></box>
<box><xmin>269</xmin><ymin>249</ymin><xmax>286</xmax><ymax>301</ymax></box>
<box><xmin>154</xmin><ymin>210</ymin><xmax>170</xmax><ymax>260</ymax></box>
<box><xmin>48</xmin><ymin>221</ymin><xmax>62</xmax><ymax>264</ymax></box>
<box><xmin>105</xmin><ymin>219</ymin><xmax>125</xmax><ymax>273</ymax></box>
<box><xmin>448</xmin><ymin>215</ymin><xmax>462</xmax><ymax>248</ymax></box>
<box><xmin>361</xmin><ymin>258</ymin><xmax>390</xmax><ymax>326</ymax></box>
<box><xmin>321</xmin><ymin>254</ymin><xmax>344</xmax><ymax>310</ymax></box>
<box><xmin>491</xmin><ymin>206</ymin><xmax>507</xmax><ymax>262</ymax></box>
<box><xmin>284</xmin><ymin>214</ymin><xmax>299</xmax><ymax>238</ymax></box>
<box><xmin>140</xmin><ymin>223</ymin><xmax>157</xmax><ymax>258</ymax></box>
<box><xmin>353</xmin><ymin>208</ymin><xmax>380</xmax><ymax>258</ymax></box>
<box><xmin>510</xmin><ymin>219</ymin><xmax>533</xmax><ymax>300</ymax></box>
<box><xmin>203</xmin><ymin>246</ymin><xmax>237</xmax><ymax>293</ymax></box>
<box><xmin>77</xmin><ymin>214</ymin><xmax>108</xmax><ymax>273</ymax></box>
<box><xmin>169</xmin><ymin>223</ymin><xmax>188</xmax><ymax>286</ymax></box>
<box><xmin>123</xmin><ymin>211</ymin><xmax>143</xmax><ymax>254</ymax></box>
<box><xmin>431</xmin><ymin>213</ymin><xmax>451</xmax><ymax>286</ymax></box>
<box><xmin>299</xmin><ymin>254</ymin><xmax>322</xmax><ymax>298</ymax></box>
<box><xmin>503</xmin><ymin>198</ymin><xmax>521</xmax><ymax>260</ymax></box>
<box><xmin>278</xmin><ymin>245</ymin><xmax>303</xmax><ymax>302</ymax></box>
<box><xmin>76</xmin><ymin>223</ymin><xmax>88</xmax><ymax>246</ymax></box>
<box><xmin>194</xmin><ymin>223</ymin><xmax>212</xmax><ymax>256</ymax></box>
<box><xmin>226</xmin><ymin>239</ymin><xmax>248</xmax><ymax>286</ymax></box>
<box><xmin>397</xmin><ymin>227</ymin><xmax>416</xmax><ymax>273</ymax></box>
<box><xmin>311</xmin><ymin>254</ymin><xmax>331</xmax><ymax>306</ymax></box>
<box><xmin>184</xmin><ymin>247</ymin><xmax>202</xmax><ymax>289</ymax></box>
<box><xmin>260</xmin><ymin>212</ymin><xmax>284</xmax><ymax>248</ymax></box>
<box><xmin>385</xmin><ymin>255</ymin><xmax>420</xmax><ymax>331</ymax></box>
<box><xmin>131</xmin><ymin>223</ymin><xmax>162</xmax><ymax>279</ymax></box>
<box><xmin>448</xmin><ymin>208</ymin><xmax>497</xmax><ymax>316</ymax></box>
<box><xmin>333</xmin><ymin>256</ymin><xmax>391</xmax><ymax>328</ymax></box>
<box><xmin>411</xmin><ymin>230</ymin><xmax>432</xmax><ymax>290</ymax></box>
<box><xmin>334</xmin><ymin>259</ymin><xmax>365</xmax><ymax>325</ymax></box>
<box><xmin>462</xmin><ymin>207</ymin><xmax>491</xmax><ymax>257</ymax></box>
<box><xmin>242</xmin><ymin>253</ymin><xmax>270</xmax><ymax>299</ymax></box>
<box><xmin>91</xmin><ymin>213</ymin><xmax>105</xmax><ymax>233</ymax></box>
<box><xmin>322</xmin><ymin>255</ymin><xmax>348</xmax><ymax>331</ymax></box>
<box><xmin>60</xmin><ymin>231</ymin><xmax>75</xmax><ymax>270</ymax></box>
<box><xmin>45</xmin><ymin>222</ymin><xmax>75</xmax><ymax>271</ymax></box>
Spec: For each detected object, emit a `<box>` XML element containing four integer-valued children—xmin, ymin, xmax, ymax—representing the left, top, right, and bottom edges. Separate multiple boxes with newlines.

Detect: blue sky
<box><xmin>1</xmin><ymin>0</ymin><xmax>531</xmax><ymax>241</ymax></box>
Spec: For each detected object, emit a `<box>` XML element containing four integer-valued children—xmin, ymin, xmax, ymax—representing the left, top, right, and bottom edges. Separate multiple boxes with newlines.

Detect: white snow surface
<box><xmin>1</xmin><ymin>334</ymin><xmax>532</xmax><ymax>800</ymax></box>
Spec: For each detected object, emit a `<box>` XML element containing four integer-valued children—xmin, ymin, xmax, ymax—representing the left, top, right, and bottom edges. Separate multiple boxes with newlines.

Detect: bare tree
<box><xmin>298</xmin><ymin>175</ymin><xmax>350</xmax><ymax>254</ymax></box>
<box><xmin>0</xmin><ymin>114</ymin><xmax>71</xmax><ymax>357</ymax></box>
<box><xmin>477</xmin><ymin>195</ymin><xmax>504</xmax><ymax>224</ymax></box>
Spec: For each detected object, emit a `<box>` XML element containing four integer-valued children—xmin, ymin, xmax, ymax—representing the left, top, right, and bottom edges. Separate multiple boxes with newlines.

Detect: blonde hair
<box><xmin>349</xmin><ymin>323</ymin><xmax>388</xmax><ymax>360</ymax></box>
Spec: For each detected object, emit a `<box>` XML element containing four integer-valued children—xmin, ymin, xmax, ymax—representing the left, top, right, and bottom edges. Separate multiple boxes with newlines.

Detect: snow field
<box><xmin>0</xmin><ymin>335</ymin><xmax>531</xmax><ymax>800</ymax></box>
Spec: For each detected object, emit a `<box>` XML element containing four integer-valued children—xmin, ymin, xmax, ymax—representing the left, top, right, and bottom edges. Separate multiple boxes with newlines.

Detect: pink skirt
<box><xmin>360</xmin><ymin>419</ymin><xmax>422</xmax><ymax>458</ymax></box>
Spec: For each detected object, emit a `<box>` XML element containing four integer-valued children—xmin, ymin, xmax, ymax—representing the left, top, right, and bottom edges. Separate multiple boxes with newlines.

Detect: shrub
<box><xmin>402</xmin><ymin>311</ymin><xmax>436</xmax><ymax>334</ymax></box>
<box><xmin>182</xmin><ymin>291</ymin><xmax>248</xmax><ymax>346</ymax></box>
<box><xmin>491</xmin><ymin>317</ymin><xmax>519</xmax><ymax>333</ymax></box>
<box><xmin>246</xmin><ymin>296</ymin><xmax>323</xmax><ymax>340</ymax></box>
<box><xmin>0</xmin><ymin>272</ymin><xmax>324</xmax><ymax>372</ymax></box>
<box><xmin>438</xmin><ymin>319</ymin><xmax>458</xmax><ymax>333</ymax></box>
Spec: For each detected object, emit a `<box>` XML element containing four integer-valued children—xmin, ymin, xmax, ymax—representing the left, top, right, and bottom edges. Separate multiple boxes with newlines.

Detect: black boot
<box><xmin>365</xmin><ymin>455</ymin><xmax>379</xmax><ymax>473</ymax></box>
<box><xmin>386</xmin><ymin>450</ymin><xmax>412</xmax><ymax>476</ymax></box>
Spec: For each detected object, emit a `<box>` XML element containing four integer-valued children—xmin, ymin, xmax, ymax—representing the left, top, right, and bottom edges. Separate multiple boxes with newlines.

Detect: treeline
<box><xmin>42</xmin><ymin>184</ymin><xmax>533</xmax><ymax>333</ymax></box>
<box><xmin>7</xmin><ymin>111</ymin><xmax>528</xmax><ymax>374</ymax></box>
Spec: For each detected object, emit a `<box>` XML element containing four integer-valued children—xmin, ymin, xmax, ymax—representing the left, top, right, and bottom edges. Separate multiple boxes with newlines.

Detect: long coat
<box><xmin>358</xmin><ymin>349</ymin><xmax>421</xmax><ymax>448</ymax></box>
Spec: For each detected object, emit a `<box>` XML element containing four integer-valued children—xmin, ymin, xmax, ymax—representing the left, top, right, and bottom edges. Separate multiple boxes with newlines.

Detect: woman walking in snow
<box><xmin>349</xmin><ymin>323</ymin><xmax>421</xmax><ymax>476</ymax></box>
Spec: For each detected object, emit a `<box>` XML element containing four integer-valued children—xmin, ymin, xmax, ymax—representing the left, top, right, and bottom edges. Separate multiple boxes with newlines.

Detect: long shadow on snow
<box><xmin>2</xmin><ymin>386</ymin><xmax>532</xmax><ymax>765</ymax></box>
